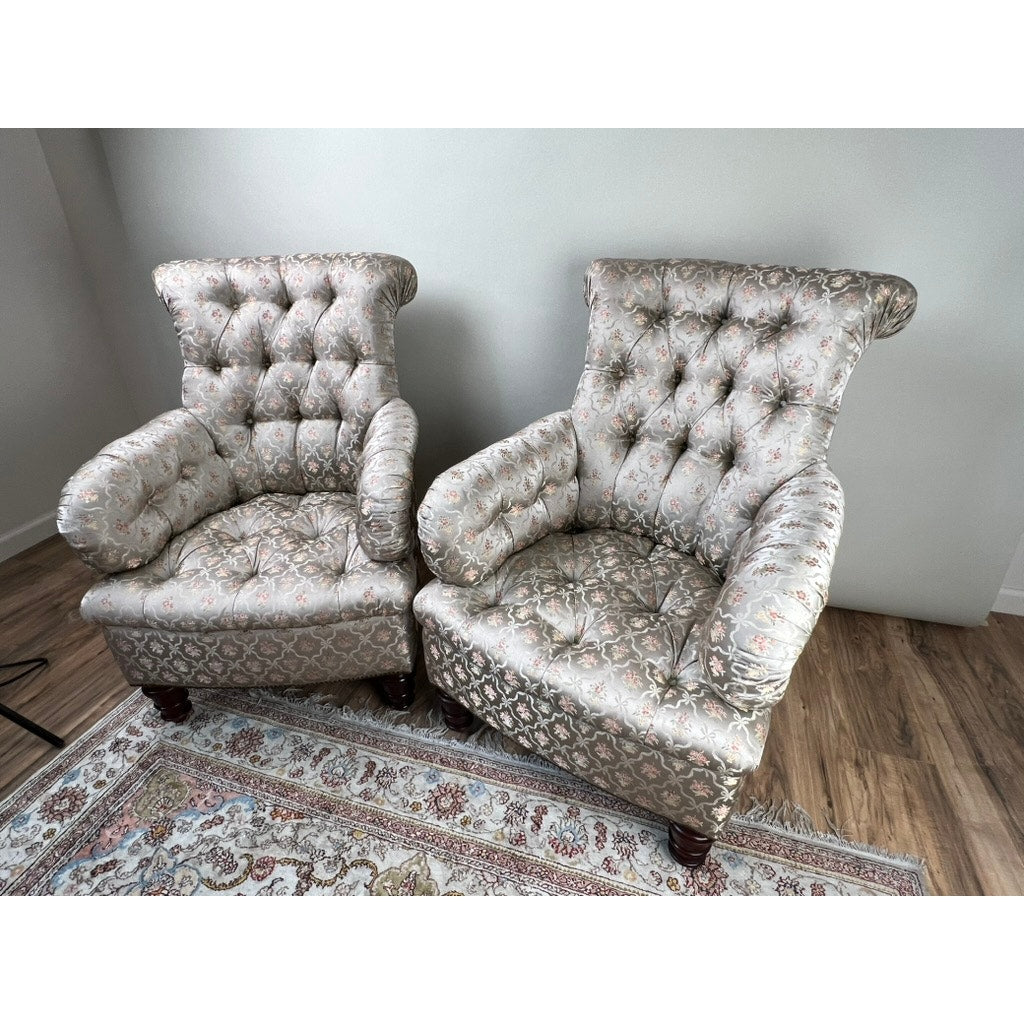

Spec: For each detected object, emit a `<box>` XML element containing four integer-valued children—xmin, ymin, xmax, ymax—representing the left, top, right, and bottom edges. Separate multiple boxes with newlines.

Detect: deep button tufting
<box><xmin>465</xmin><ymin>531</ymin><xmax>724</xmax><ymax>695</ymax></box>
<box><xmin>262</xmin><ymin>355</ymin><xmax>272</xmax><ymax>369</ymax></box>
<box><xmin>670</xmin><ymin>369</ymin><xmax>683</xmax><ymax>389</ymax></box>
<box><xmin>210</xmin><ymin>362</ymin><xmax>222</xmax><ymax>373</ymax></box>
<box><xmin>244</xmin><ymin>416</ymin><xmax>255</xmax><ymax>427</ymax></box>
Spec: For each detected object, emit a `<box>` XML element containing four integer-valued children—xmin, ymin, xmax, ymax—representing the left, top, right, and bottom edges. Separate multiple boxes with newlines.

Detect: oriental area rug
<box><xmin>0</xmin><ymin>688</ymin><xmax>928</xmax><ymax>895</ymax></box>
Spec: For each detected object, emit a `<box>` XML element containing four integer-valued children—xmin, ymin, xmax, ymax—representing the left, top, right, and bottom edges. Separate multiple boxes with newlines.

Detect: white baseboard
<box><xmin>993</xmin><ymin>587</ymin><xmax>1024</xmax><ymax>617</ymax></box>
<box><xmin>0</xmin><ymin>510</ymin><xmax>57</xmax><ymax>564</ymax></box>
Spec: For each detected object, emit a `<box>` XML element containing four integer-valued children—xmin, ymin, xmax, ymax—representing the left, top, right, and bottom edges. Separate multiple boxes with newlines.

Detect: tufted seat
<box><xmin>416</xmin><ymin>529</ymin><xmax>768</xmax><ymax>781</ymax></box>
<box><xmin>415</xmin><ymin>257</ymin><xmax>918</xmax><ymax>868</ymax></box>
<box><xmin>80</xmin><ymin>493</ymin><xmax>416</xmax><ymax>631</ymax></box>
<box><xmin>58</xmin><ymin>253</ymin><xmax>420</xmax><ymax>720</ymax></box>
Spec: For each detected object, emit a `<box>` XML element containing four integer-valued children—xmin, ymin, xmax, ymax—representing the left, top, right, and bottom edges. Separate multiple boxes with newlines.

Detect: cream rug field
<box><xmin>0</xmin><ymin>688</ymin><xmax>927</xmax><ymax>895</ymax></box>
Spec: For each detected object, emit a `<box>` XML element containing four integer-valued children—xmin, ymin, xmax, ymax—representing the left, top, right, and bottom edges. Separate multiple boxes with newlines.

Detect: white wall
<box><xmin>0</xmin><ymin>130</ymin><xmax>138</xmax><ymax>562</ymax></box>
<box><xmin>96</xmin><ymin>128</ymin><xmax>1023</xmax><ymax>626</ymax></box>
<box><xmin>994</xmin><ymin>536</ymin><xmax>1024</xmax><ymax>615</ymax></box>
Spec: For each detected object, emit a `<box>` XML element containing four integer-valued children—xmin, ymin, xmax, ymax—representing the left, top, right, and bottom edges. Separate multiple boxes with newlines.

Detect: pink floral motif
<box><xmin>426</xmin><ymin>783</ymin><xmax>467</xmax><ymax>820</ymax></box>
<box><xmin>226</xmin><ymin>728</ymin><xmax>264</xmax><ymax>758</ymax></box>
<box><xmin>39</xmin><ymin>786</ymin><xmax>87</xmax><ymax>824</ymax></box>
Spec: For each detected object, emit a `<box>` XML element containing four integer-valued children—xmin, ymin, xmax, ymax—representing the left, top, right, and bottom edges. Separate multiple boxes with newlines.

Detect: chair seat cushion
<box><xmin>81</xmin><ymin>492</ymin><xmax>416</xmax><ymax>632</ymax></box>
<box><xmin>415</xmin><ymin>528</ymin><xmax>743</xmax><ymax>745</ymax></box>
<box><xmin>415</xmin><ymin>529</ymin><xmax>772</xmax><ymax>834</ymax></box>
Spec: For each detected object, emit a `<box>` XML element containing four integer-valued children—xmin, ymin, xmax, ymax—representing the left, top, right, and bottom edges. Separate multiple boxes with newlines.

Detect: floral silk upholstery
<box><xmin>58</xmin><ymin>252</ymin><xmax>419</xmax><ymax>692</ymax></box>
<box><xmin>415</xmin><ymin>258</ymin><xmax>916</xmax><ymax>838</ymax></box>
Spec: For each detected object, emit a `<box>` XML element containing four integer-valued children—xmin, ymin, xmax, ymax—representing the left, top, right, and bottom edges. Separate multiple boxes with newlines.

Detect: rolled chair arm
<box><xmin>699</xmin><ymin>463</ymin><xmax>845</xmax><ymax>711</ymax></box>
<box><xmin>418</xmin><ymin>411</ymin><xmax>580</xmax><ymax>585</ymax></box>
<box><xmin>356</xmin><ymin>398</ymin><xmax>419</xmax><ymax>561</ymax></box>
<box><xmin>57</xmin><ymin>409</ymin><xmax>238</xmax><ymax>574</ymax></box>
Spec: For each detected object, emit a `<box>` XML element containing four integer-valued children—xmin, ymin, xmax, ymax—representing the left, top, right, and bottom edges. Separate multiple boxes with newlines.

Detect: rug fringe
<box><xmin>735</xmin><ymin>797</ymin><xmax>929</xmax><ymax>873</ymax></box>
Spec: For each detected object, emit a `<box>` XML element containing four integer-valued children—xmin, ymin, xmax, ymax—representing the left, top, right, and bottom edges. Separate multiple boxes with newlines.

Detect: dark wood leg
<box><xmin>141</xmin><ymin>685</ymin><xmax>192</xmax><ymax>724</ymax></box>
<box><xmin>439</xmin><ymin>694</ymin><xmax>474</xmax><ymax>731</ymax></box>
<box><xmin>377</xmin><ymin>673</ymin><xmax>415</xmax><ymax>711</ymax></box>
<box><xmin>667</xmin><ymin>822</ymin><xmax>714</xmax><ymax>869</ymax></box>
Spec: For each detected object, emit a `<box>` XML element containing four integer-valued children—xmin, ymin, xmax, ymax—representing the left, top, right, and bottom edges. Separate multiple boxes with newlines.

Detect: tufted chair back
<box><xmin>572</xmin><ymin>259</ymin><xmax>917</xmax><ymax>575</ymax></box>
<box><xmin>154</xmin><ymin>252</ymin><xmax>418</xmax><ymax>501</ymax></box>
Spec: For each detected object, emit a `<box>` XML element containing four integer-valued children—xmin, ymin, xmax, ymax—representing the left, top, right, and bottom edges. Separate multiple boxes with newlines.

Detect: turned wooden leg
<box><xmin>667</xmin><ymin>822</ymin><xmax>714</xmax><ymax>869</ymax></box>
<box><xmin>141</xmin><ymin>685</ymin><xmax>192</xmax><ymax>724</ymax></box>
<box><xmin>439</xmin><ymin>694</ymin><xmax>474</xmax><ymax>731</ymax></box>
<box><xmin>377</xmin><ymin>673</ymin><xmax>415</xmax><ymax>711</ymax></box>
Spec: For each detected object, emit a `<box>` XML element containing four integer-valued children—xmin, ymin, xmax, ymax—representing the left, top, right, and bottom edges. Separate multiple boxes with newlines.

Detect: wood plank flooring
<box><xmin>2</xmin><ymin>535</ymin><xmax>1022</xmax><ymax>895</ymax></box>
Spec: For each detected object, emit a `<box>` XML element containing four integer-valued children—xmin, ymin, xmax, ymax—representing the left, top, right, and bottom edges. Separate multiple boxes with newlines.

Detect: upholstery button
<box><xmin>245</xmin><ymin>416</ymin><xmax>255</xmax><ymax>427</ymax></box>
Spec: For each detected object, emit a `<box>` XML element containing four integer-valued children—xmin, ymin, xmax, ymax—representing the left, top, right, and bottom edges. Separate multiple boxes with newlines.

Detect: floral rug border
<box><xmin>0</xmin><ymin>688</ymin><xmax>930</xmax><ymax>895</ymax></box>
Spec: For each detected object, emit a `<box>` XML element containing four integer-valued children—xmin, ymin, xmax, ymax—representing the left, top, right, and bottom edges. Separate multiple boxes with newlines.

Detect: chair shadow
<box><xmin>396</xmin><ymin>296</ymin><xmax>501</xmax><ymax>500</ymax></box>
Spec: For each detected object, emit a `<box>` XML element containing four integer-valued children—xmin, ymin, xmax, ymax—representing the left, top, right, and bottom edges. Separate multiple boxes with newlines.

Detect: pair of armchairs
<box><xmin>58</xmin><ymin>251</ymin><xmax>916</xmax><ymax>868</ymax></box>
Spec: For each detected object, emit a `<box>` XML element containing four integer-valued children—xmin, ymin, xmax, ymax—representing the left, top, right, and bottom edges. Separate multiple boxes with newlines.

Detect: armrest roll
<box><xmin>57</xmin><ymin>409</ymin><xmax>237</xmax><ymax>573</ymax></box>
<box><xmin>699</xmin><ymin>463</ymin><xmax>845</xmax><ymax>710</ymax></box>
<box><xmin>417</xmin><ymin>411</ymin><xmax>579</xmax><ymax>585</ymax></box>
<box><xmin>356</xmin><ymin>398</ymin><xmax>419</xmax><ymax>561</ymax></box>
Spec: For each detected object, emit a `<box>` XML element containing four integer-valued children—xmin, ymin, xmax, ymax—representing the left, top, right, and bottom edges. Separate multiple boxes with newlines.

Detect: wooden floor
<box><xmin>2</xmin><ymin>535</ymin><xmax>1023</xmax><ymax>895</ymax></box>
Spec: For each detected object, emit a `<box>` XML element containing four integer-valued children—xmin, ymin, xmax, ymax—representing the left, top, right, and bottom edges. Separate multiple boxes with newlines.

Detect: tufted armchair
<box><xmin>414</xmin><ymin>258</ymin><xmax>916</xmax><ymax>868</ymax></box>
<box><xmin>58</xmin><ymin>253</ymin><xmax>420</xmax><ymax>723</ymax></box>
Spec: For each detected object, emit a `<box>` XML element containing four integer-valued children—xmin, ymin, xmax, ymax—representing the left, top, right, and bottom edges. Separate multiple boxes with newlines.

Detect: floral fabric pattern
<box><xmin>415</xmin><ymin>257</ymin><xmax>917</xmax><ymax>838</ymax></box>
<box><xmin>701</xmin><ymin>463</ymin><xmax>845</xmax><ymax>709</ymax></box>
<box><xmin>574</xmin><ymin>259</ymin><xmax>915</xmax><ymax>575</ymax></box>
<box><xmin>57</xmin><ymin>409</ymin><xmax>238</xmax><ymax>574</ymax></box>
<box><xmin>80</xmin><ymin>492</ymin><xmax>416</xmax><ymax>632</ymax></box>
<box><xmin>417</xmin><ymin>410</ymin><xmax>579</xmax><ymax>586</ymax></box>
<box><xmin>414</xmin><ymin>528</ymin><xmax>770</xmax><ymax>838</ymax></box>
<box><xmin>154</xmin><ymin>252</ymin><xmax>417</xmax><ymax>500</ymax></box>
<box><xmin>57</xmin><ymin>253</ymin><xmax>419</xmax><ymax>693</ymax></box>
<box><xmin>357</xmin><ymin>398</ymin><xmax>418</xmax><ymax>562</ymax></box>
<box><xmin>104</xmin><ymin>613</ymin><xmax>416</xmax><ymax>689</ymax></box>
